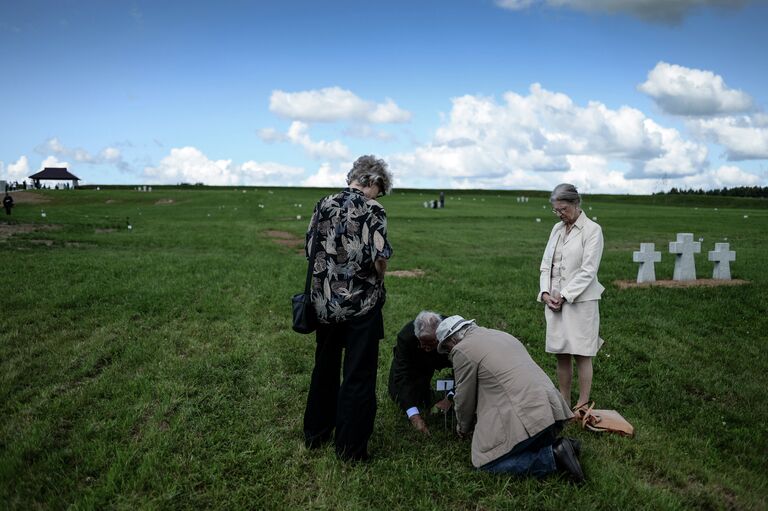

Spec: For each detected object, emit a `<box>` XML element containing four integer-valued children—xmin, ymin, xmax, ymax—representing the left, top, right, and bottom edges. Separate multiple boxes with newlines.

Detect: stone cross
<box><xmin>633</xmin><ymin>243</ymin><xmax>661</xmax><ymax>283</ymax></box>
<box><xmin>669</xmin><ymin>233</ymin><xmax>701</xmax><ymax>281</ymax></box>
<box><xmin>708</xmin><ymin>243</ymin><xmax>735</xmax><ymax>280</ymax></box>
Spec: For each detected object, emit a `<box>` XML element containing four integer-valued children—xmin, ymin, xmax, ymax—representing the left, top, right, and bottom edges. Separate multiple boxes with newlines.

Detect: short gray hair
<box><xmin>550</xmin><ymin>183</ymin><xmax>580</xmax><ymax>205</ymax></box>
<box><xmin>414</xmin><ymin>311</ymin><xmax>442</xmax><ymax>338</ymax></box>
<box><xmin>346</xmin><ymin>155</ymin><xmax>393</xmax><ymax>196</ymax></box>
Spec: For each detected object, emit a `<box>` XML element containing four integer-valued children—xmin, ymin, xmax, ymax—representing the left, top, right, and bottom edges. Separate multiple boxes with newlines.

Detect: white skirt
<box><xmin>545</xmin><ymin>299</ymin><xmax>604</xmax><ymax>356</ymax></box>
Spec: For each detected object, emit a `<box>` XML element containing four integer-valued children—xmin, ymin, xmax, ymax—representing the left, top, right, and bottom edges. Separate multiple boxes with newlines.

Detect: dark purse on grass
<box><xmin>291</xmin><ymin>209</ymin><xmax>320</xmax><ymax>334</ymax></box>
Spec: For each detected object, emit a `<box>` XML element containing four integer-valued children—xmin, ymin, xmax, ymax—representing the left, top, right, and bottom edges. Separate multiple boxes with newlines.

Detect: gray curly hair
<box><xmin>414</xmin><ymin>311</ymin><xmax>442</xmax><ymax>339</ymax></box>
<box><xmin>550</xmin><ymin>183</ymin><xmax>581</xmax><ymax>205</ymax></box>
<box><xmin>346</xmin><ymin>155</ymin><xmax>393</xmax><ymax>196</ymax></box>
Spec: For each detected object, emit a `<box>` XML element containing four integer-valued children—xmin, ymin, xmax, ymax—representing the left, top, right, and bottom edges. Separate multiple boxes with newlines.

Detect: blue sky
<box><xmin>2</xmin><ymin>0</ymin><xmax>767</xmax><ymax>193</ymax></box>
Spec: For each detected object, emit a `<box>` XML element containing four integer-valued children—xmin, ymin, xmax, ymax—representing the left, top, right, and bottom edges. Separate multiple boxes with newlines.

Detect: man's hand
<box><xmin>409</xmin><ymin>414</ymin><xmax>430</xmax><ymax>435</ymax></box>
<box><xmin>435</xmin><ymin>397</ymin><xmax>453</xmax><ymax>412</ymax></box>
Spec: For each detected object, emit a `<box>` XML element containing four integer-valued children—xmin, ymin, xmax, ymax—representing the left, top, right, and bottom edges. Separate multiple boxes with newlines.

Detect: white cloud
<box><xmin>269</xmin><ymin>87</ymin><xmax>411</xmax><ymax>123</ymax></box>
<box><xmin>144</xmin><ymin>147</ymin><xmax>239</xmax><ymax>185</ymax></box>
<box><xmin>41</xmin><ymin>155</ymin><xmax>70</xmax><ymax>169</ymax></box>
<box><xmin>2</xmin><ymin>156</ymin><xmax>31</xmax><ymax>181</ymax></box>
<box><xmin>390</xmin><ymin>83</ymin><xmax>708</xmax><ymax>192</ymax></box>
<box><xmin>259</xmin><ymin>122</ymin><xmax>351</xmax><ymax>161</ymax></box>
<box><xmin>240</xmin><ymin>160</ymin><xmax>305</xmax><ymax>185</ymax></box>
<box><xmin>36</xmin><ymin>137</ymin><xmax>129</xmax><ymax>170</ymax></box>
<box><xmin>286</xmin><ymin>121</ymin><xmax>351</xmax><ymax>160</ymax></box>
<box><xmin>257</xmin><ymin>127</ymin><xmax>287</xmax><ymax>143</ymax></box>
<box><xmin>302</xmin><ymin>163</ymin><xmax>349</xmax><ymax>188</ymax></box>
<box><xmin>368</xmin><ymin>99</ymin><xmax>412</xmax><ymax>124</ymax></box>
<box><xmin>495</xmin><ymin>0</ymin><xmax>751</xmax><ymax>24</ymax></box>
<box><xmin>343</xmin><ymin>124</ymin><xmax>395</xmax><ymax>141</ymax></box>
<box><xmin>692</xmin><ymin>114</ymin><xmax>768</xmax><ymax>160</ymax></box>
<box><xmin>670</xmin><ymin>165</ymin><xmax>764</xmax><ymax>190</ymax></box>
<box><xmin>638</xmin><ymin>62</ymin><xmax>753</xmax><ymax>116</ymax></box>
<box><xmin>495</xmin><ymin>0</ymin><xmax>536</xmax><ymax>9</ymax></box>
<box><xmin>100</xmin><ymin>147</ymin><xmax>122</xmax><ymax>162</ymax></box>
<box><xmin>143</xmin><ymin>146</ymin><xmax>306</xmax><ymax>186</ymax></box>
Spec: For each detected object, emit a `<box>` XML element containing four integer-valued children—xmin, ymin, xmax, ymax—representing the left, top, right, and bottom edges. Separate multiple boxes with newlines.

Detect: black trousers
<box><xmin>303</xmin><ymin>307</ymin><xmax>384</xmax><ymax>460</ymax></box>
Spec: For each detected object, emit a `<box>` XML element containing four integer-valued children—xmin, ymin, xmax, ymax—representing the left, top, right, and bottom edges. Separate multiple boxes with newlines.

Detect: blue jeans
<box><xmin>478</xmin><ymin>422</ymin><xmax>563</xmax><ymax>478</ymax></box>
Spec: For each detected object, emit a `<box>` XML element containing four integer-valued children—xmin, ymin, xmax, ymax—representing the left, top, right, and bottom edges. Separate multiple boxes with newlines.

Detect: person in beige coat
<box><xmin>436</xmin><ymin>316</ymin><xmax>584</xmax><ymax>482</ymax></box>
<box><xmin>538</xmin><ymin>183</ymin><xmax>605</xmax><ymax>410</ymax></box>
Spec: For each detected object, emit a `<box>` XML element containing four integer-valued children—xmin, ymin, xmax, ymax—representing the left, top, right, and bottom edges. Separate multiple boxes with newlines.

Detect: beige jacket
<box><xmin>451</xmin><ymin>326</ymin><xmax>573</xmax><ymax>467</ymax></box>
<box><xmin>538</xmin><ymin>211</ymin><xmax>605</xmax><ymax>304</ymax></box>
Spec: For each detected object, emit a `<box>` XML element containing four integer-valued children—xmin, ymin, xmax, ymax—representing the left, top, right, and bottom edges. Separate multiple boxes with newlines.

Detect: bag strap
<box><xmin>573</xmin><ymin>401</ymin><xmax>596</xmax><ymax>429</ymax></box>
<box><xmin>303</xmin><ymin>199</ymin><xmax>323</xmax><ymax>294</ymax></box>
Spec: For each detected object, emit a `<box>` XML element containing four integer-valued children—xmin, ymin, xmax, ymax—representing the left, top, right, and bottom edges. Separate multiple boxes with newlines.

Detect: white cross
<box><xmin>708</xmin><ymin>243</ymin><xmax>735</xmax><ymax>280</ymax></box>
<box><xmin>669</xmin><ymin>233</ymin><xmax>701</xmax><ymax>281</ymax></box>
<box><xmin>633</xmin><ymin>243</ymin><xmax>661</xmax><ymax>283</ymax></box>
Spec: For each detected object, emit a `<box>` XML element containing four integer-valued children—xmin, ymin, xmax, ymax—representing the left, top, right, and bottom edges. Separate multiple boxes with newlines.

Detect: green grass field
<box><xmin>2</xmin><ymin>187</ymin><xmax>767</xmax><ymax>510</ymax></box>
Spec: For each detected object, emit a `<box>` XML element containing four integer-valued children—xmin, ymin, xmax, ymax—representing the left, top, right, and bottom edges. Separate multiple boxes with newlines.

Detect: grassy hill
<box><xmin>2</xmin><ymin>187</ymin><xmax>767</xmax><ymax>509</ymax></box>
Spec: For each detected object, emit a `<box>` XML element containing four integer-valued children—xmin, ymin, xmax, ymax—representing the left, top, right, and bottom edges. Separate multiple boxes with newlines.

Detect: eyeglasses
<box><xmin>552</xmin><ymin>205</ymin><xmax>572</xmax><ymax>215</ymax></box>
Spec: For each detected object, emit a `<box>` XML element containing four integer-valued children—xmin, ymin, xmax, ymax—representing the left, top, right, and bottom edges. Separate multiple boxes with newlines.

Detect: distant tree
<box><xmin>653</xmin><ymin>185</ymin><xmax>768</xmax><ymax>197</ymax></box>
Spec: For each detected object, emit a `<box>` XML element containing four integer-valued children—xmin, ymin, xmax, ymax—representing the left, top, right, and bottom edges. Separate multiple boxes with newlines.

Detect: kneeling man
<box><xmin>436</xmin><ymin>315</ymin><xmax>585</xmax><ymax>482</ymax></box>
<box><xmin>388</xmin><ymin>311</ymin><xmax>452</xmax><ymax>435</ymax></box>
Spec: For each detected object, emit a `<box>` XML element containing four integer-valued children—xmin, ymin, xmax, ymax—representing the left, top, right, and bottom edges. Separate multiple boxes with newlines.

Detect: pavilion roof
<box><xmin>28</xmin><ymin>167</ymin><xmax>81</xmax><ymax>180</ymax></box>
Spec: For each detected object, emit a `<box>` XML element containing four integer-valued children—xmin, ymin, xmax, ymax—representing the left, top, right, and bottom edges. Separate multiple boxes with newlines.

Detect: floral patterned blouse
<box><xmin>306</xmin><ymin>187</ymin><xmax>393</xmax><ymax>323</ymax></box>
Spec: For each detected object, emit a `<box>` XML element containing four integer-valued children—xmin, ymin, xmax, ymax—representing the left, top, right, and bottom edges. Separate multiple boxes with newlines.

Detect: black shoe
<box><xmin>305</xmin><ymin>433</ymin><xmax>332</xmax><ymax>450</ymax></box>
<box><xmin>564</xmin><ymin>437</ymin><xmax>582</xmax><ymax>457</ymax></box>
<box><xmin>338</xmin><ymin>451</ymin><xmax>372</xmax><ymax>464</ymax></box>
<box><xmin>553</xmin><ymin>438</ymin><xmax>585</xmax><ymax>484</ymax></box>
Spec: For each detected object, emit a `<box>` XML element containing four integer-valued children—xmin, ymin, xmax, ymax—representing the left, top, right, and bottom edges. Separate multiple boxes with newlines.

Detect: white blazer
<box><xmin>538</xmin><ymin>211</ymin><xmax>605</xmax><ymax>304</ymax></box>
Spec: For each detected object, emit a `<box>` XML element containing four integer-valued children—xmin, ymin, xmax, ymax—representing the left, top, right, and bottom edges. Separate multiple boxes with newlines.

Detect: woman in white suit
<box><xmin>538</xmin><ymin>183</ymin><xmax>605</xmax><ymax>409</ymax></box>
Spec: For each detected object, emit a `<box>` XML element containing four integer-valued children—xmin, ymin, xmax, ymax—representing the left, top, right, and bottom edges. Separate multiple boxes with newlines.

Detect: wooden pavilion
<box><xmin>28</xmin><ymin>167</ymin><xmax>81</xmax><ymax>189</ymax></box>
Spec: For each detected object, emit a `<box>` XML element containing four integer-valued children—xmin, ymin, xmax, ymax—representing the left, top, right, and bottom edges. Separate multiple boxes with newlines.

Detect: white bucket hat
<box><xmin>436</xmin><ymin>315</ymin><xmax>475</xmax><ymax>354</ymax></box>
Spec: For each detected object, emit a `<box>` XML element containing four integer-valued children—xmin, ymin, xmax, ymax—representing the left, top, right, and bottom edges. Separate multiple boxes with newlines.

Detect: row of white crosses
<box><xmin>633</xmin><ymin>233</ymin><xmax>736</xmax><ymax>283</ymax></box>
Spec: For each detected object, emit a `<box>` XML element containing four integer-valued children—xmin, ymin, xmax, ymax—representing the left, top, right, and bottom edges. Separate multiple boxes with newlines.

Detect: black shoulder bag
<box><xmin>291</xmin><ymin>203</ymin><xmax>321</xmax><ymax>334</ymax></box>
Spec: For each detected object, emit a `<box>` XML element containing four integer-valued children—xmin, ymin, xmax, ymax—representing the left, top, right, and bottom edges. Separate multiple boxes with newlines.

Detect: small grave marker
<box><xmin>708</xmin><ymin>243</ymin><xmax>735</xmax><ymax>280</ymax></box>
<box><xmin>669</xmin><ymin>233</ymin><xmax>701</xmax><ymax>281</ymax></box>
<box><xmin>633</xmin><ymin>243</ymin><xmax>661</xmax><ymax>283</ymax></box>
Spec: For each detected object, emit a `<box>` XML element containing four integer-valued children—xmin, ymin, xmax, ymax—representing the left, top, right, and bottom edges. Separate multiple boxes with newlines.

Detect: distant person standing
<box><xmin>538</xmin><ymin>183</ymin><xmax>605</xmax><ymax>410</ymax></box>
<box><xmin>303</xmin><ymin>155</ymin><xmax>394</xmax><ymax>462</ymax></box>
<box><xmin>439</xmin><ymin>191</ymin><xmax>445</xmax><ymax>208</ymax></box>
<box><xmin>3</xmin><ymin>193</ymin><xmax>13</xmax><ymax>215</ymax></box>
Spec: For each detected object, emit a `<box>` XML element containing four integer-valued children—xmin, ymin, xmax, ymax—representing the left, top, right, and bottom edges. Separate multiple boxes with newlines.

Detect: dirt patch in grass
<box><xmin>0</xmin><ymin>222</ymin><xmax>61</xmax><ymax>239</ymax></box>
<box><xmin>6</xmin><ymin>191</ymin><xmax>50</xmax><ymax>204</ymax></box>
<box><xmin>265</xmin><ymin>230</ymin><xmax>304</xmax><ymax>252</ymax></box>
<box><xmin>94</xmin><ymin>228</ymin><xmax>118</xmax><ymax>234</ymax></box>
<box><xmin>265</xmin><ymin>230</ymin><xmax>297</xmax><ymax>240</ymax></box>
<box><xmin>389</xmin><ymin>269</ymin><xmax>426</xmax><ymax>278</ymax></box>
<box><xmin>155</xmin><ymin>198</ymin><xmax>175</xmax><ymax>205</ymax></box>
<box><xmin>614</xmin><ymin>279</ymin><xmax>750</xmax><ymax>289</ymax></box>
<box><xmin>105</xmin><ymin>199</ymin><xmax>118</xmax><ymax>204</ymax></box>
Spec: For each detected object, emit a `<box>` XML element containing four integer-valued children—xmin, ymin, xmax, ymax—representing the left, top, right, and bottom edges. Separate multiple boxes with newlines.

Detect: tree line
<box><xmin>654</xmin><ymin>186</ymin><xmax>768</xmax><ymax>198</ymax></box>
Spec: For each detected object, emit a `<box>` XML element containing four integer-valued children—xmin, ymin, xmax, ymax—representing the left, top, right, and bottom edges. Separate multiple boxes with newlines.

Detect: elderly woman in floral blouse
<box><xmin>303</xmin><ymin>155</ymin><xmax>393</xmax><ymax>462</ymax></box>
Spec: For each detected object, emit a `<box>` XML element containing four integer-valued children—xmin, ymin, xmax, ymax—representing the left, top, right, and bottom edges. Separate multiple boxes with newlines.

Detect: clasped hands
<box><xmin>542</xmin><ymin>291</ymin><xmax>565</xmax><ymax>312</ymax></box>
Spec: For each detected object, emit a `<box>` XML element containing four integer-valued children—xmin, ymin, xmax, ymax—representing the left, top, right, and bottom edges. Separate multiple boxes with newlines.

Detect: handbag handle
<box><xmin>303</xmin><ymin>200</ymin><xmax>323</xmax><ymax>295</ymax></box>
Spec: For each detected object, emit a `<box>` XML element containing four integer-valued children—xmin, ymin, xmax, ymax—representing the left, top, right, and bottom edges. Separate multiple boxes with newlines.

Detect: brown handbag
<box><xmin>573</xmin><ymin>402</ymin><xmax>635</xmax><ymax>437</ymax></box>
